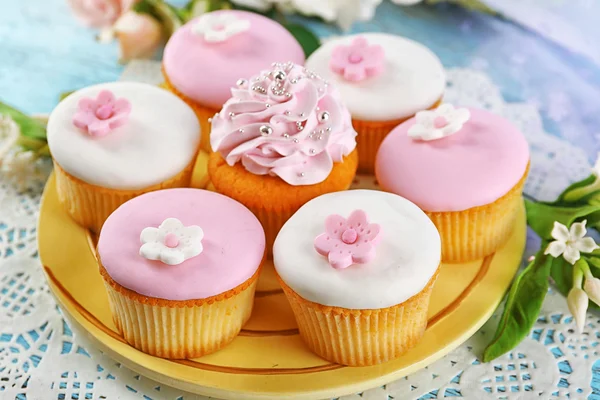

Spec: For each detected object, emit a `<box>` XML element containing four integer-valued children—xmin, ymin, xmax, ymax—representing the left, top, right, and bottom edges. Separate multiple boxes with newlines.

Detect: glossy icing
<box><xmin>210</xmin><ymin>62</ymin><xmax>357</xmax><ymax>185</ymax></box>
<box><xmin>48</xmin><ymin>82</ymin><xmax>200</xmax><ymax>190</ymax></box>
<box><xmin>273</xmin><ymin>190</ymin><xmax>440</xmax><ymax>309</ymax></box>
<box><xmin>305</xmin><ymin>33</ymin><xmax>445</xmax><ymax>121</ymax></box>
<box><xmin>376</xmin><ymin>107</ymin><xmax>530</xmax><ymax>212</ymax></box>
<box><xmin>163</xmin><ymin>10</ymin><xmax>305</xmax><ymax>108</ymax></box>
<box><xmin>98</xmin><ymin>189</ymin><xmax>265</xmax><ymax>300</ymax></box>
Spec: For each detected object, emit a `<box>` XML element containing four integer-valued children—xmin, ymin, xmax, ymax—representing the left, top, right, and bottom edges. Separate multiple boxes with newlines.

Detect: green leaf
<box><xmin>425</xmin><ymin>0</ymin><xmax>496</xmax><ymax>14</ymax></box>
<box><xmin>482</xmin><ymin>251</ymin><xmax>552</xmax><ymax>362</ymax></box>
<box><xmin>0</xmin><ymin>102</ymin><xmax>46</xmax><ymax>141</ymax></box>
<box><xmin>525</xmin><ymin>199</ymin><xmax>600</xmax><ymax>240</ymax></box>
<box><xmin>283</xmin><ymin>23</ymin><xmax>320</xmax><ymax>58</ymax></box>
<box><xmin>550</xmin><ymin>256</ymin><xmax>572</xmax><ymax>297</ymax></box>
<box><xmin>135</xmin><ymin>0</ymin><xmax>184</xmax><ymax>36</ymax></box>
<box><xmin>59</xmin><ymin>90</ymin><xmax>75</xmax><ymax>102</ymax></box>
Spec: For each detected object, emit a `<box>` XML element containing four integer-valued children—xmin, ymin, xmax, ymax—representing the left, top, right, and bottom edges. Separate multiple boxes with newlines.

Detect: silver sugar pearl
<box><xmin>318</xmin><ymin>111</ymin><xmax>330</xmax><ymax>123</ymax></box>
<box><xmin>318</xmin><ymin>135</ymin><xmax>323</xmax><ymax>140</ymax></box>
<box><xmin>309</xmin><ymin>148</ymin><xmax>316</xmax><ymax>154</ymax></box>
<box><xmin>290</xmin><ymin>79</ymin><xmax>298</xmax><ymax>84</ymax></box>
<box><xmin>283</xmin><ymin>133</ymin><xmax>290</xmax><ymax>138</ymax></box>
<box><xmin>236</xmin><ymin>78</ymin><xmax>247</xmax><ymax>87</ymax></box>
<box><xmin>274</xmin><ymin>70</ymin><xmax>287</xmax><ymax>81</ymax></box>
<box><xmin>238</xmin><ymin>128</ymin><xmax>244</xmax><ymax>133</ymax></box>
<box><xmin>265</xmin><ymin>103</ymin><xmax>271</xmax><ymax>108</ymax></box>
<box><xmin>228</xmin><ymin>112</ymin><xmax>235</xmax><ymax>118</ymax></box>
<box><xmin>293</xmin><ymin>138</ymin><xmax>299</xmax><ymax>143</ymax></box>
<box><xmin>298</xmin><ymin>172</ymin><xmax>305</xmax><ymax>177</ymax></box>
<box><xmin>285</xmin><ymin>93</ymin><xmax>292</xmax><ymax>98</ymax></box>
<box><xmin>284</xmin><ymin>110</ymin><xmax>291</xmax><ymax>116</ymax></box>
<box><xmin>326</xmin><ymin>127</ymin><xmax>332</xmax><ymax>132</ymax></box>
<box><xmin>299</xmin><ymin>112</ymin><xmax>305</xmax><ymax>118</ymax></box>
<box><xmin>259</xmin><ymin>125</ymin><xmax>273</xmax><ymax>136</ymax></box>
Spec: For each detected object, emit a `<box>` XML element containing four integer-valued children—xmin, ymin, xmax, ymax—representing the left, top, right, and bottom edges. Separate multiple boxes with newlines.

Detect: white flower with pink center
<box><xmin>314</xmin><ymin>209</ymin><xmax>381</xmax><ymax>269</ymax></box>
<box><xmin>408</xmin><ymin>104</ymin><xmax>470</xmax><ymax>141</ymax></box>
<box><xmin>191</xmin><ymin>13</ymin><xmax>251</xmax><ymax>43</ymax></box>
<box><xmin>139</xmin><ymin>218</ymin><xmax>204</xmax><ymax>265</ymax></box>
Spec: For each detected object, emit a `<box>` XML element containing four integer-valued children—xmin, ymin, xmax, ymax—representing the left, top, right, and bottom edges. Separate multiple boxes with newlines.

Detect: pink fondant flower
<box><xmin>329</xmin><ymin>37</ymin><xmax>385</xmax><ymax>82</ymax></box>
<box><xmin>72</xmin><ymin>90</ymin><xmax>132</xmax><ymax>137</ymax></box>
<box><xmin>66</xmin><ymin>0</ymin><xmax>137</xmax><ymax>28</ymax></box>
<box><xmin>314</xmin><ymin>210</ymin><xmax>381</xmax><ymax>269</ymax></box>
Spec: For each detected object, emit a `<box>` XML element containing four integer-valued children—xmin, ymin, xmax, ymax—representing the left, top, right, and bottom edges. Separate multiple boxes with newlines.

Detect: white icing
<box><xmin>273</xmin><ymin>190</ymin><xmax>441</xmax><ymax>309</ymax></box>
<box><xmin>408</xmin><ymin>104</ymin><xmax>470</xmax><ymax>141</ymax></box>
<box><xmin>305</xmin><ymin>33</ymin><xmax>446</xmax><ymax>121</ymax></box>
<box><xmin>139</xmin><ymin>217</ymin><xmax>204</xmax><ymax>265</ymax></box>
<box><xmin>191</xmin><ymin>13</ymin><xmax>250</xmax><ymax>43</ymax></box>
<box><xmin>47</xmin><ymin>82</ymin><xmax>200</xmax><ymax>190</ymax></box>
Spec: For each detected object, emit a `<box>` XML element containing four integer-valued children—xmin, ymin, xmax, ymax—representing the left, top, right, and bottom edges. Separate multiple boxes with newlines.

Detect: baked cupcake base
<box><xmin>428</xmin><ymin>165</ymin><xmax>529</xmax><ymax>263</ymax></box>
<box><xmin>100</xmin><ymin>265</ymin><xmax>260</xmax><ymax>359</ymax></box>
<box><xmin>279</xmin><ymin>270</ymin><xmax>439</xmax><ymax>366</ymax></box>
<box><xmin>162</xmin><ymin>66</ymin><xmax>216</xmax><ymax>153</ymax></box>
<box><xmin>54</xmin><ymin>157</ymin><xmax>196</xmax><ymax>233</ymax></box>
<box><xmin>355</xmin><ymin>98</ymin><xmax>442</xmax><ymax>174</ymax></box>
<box><xmin>208</xmin><ymin>150</ymin><xmax>359</xmax><ymax>258</ymax></box>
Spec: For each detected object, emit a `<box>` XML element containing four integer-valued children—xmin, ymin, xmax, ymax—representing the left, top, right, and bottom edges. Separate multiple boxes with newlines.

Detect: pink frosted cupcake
<box><xmin>162</xmin><ymin>10</ymin><xmax>306</xmax><ymax>151</ymax></box>
<box><xmin>97</xmin><ymin>188</ymin><xmax>265</xmax><ymax>358</ymax></box>
<box><xmin>376</xmin><ymin>105</ymin><xmax>529</xmax><ymax>262</ymax></box>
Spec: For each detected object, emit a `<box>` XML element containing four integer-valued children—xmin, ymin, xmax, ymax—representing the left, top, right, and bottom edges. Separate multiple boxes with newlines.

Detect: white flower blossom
<box><xmin>584</xmin><ymin>276</ymin><xmax>600</xmax><ymax>306</ymax></box>
<box><xmin>408</xmin><ymin>104</ymin><xmax>471</xmax><ymax>141</ymax></box>
<box><xmin>0</xmin><ymin>114</ymin><xmax>20</xmax><ymax>160</ymax></box>
<box><xmin>0</xmin><ymin>148</ymin><xmax>52</xmax><ymax>193</ymax></box>
<box><xmin>192</xmin><ymin>13</ymin><xmax>251</xmax><ymax>43</ymax></box>
<box><xmin>544</xmin><ymin>220</ymin><xmax>599</xmax><ymax>265</ymax></box>
<box><xmin>230</xmin><ymin>0</ymin><xmax>382</xmax><ymax>30</ymax></box>
<box><xmin>140</xmin><ymin>218</ymin><xmax>204</xmax><ymax>265</ymax></box>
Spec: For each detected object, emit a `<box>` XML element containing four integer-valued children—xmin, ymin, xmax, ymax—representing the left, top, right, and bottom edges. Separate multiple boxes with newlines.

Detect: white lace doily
<box><xmin>0</xmin><ymin>62</ymin><xmax>595</xmax><ymax>399</ymax></box>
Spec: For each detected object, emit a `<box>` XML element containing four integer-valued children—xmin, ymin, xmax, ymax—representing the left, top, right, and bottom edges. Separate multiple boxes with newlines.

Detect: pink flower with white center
<box><xmin>314</xmin><ymin>209</ymin><xmax>381</xmax><ymax>269</ymax></box>
<box><xmin>329</xmin><ymin>37</ymin><xmax>385</xmax><ymax>82</ymax></box>
<box><xmin>72</xmin><ymin>90</ymin><xmax>132</xmax><ymax>137</ymax></box>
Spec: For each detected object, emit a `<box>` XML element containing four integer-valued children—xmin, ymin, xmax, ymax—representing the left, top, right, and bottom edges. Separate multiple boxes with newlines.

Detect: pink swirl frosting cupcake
<box><xmin>210</xmin><ymin>62</ymin><xmax>357</xmax><ymax>186</ymax></box>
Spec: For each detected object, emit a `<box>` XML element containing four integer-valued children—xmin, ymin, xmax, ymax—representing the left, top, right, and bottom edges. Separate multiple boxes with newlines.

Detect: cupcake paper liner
<box><xmin>100</xmin><ymin>265</ymin><xmax>260</xmax><ymax>359</ymax></box>
<box><xmin>207</xmin><ymin>150</ymin><xmax>358</xmax><ymax>258</ymax></box>
<box><xmin>54</xmin><ymin>157</ymin><xmax>195</xmax><ymax>233</ymax></box>
<box><xmin>162</xmin><ymin>67</ymin><xmax>216</xmax><ymax>153</ymax></box>
<box><xmin>278</xmin><ymin>270</ymin><xmax>439</xmax><ymax>366</ymax></box>
<box><xmin>354</xmin><ymin>98</ymin><xmax>443</xmax><ymax>174</ymax></box>
<box><xmin>427</xmin><ymin>167</ymin><xmax>528</xmax><ymax>263</ymax></box>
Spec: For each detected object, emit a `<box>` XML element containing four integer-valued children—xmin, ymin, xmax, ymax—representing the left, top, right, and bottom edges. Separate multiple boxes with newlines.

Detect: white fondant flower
<box><xmin>191</xmin><ymin>13</ymin><xmax>250</xmax><ymax>43</ymax></box>
<box><xmin>139</xmin><ymin>218</ymin><xmax>204</xmax><ymax>265</ymax></box>
<box><xmin>408</xmin><ymin>104</ymin><xmax>470</xmax><ymax>141</ymax></box>
<box><xmin>544</xmin><ymin>220</ymin><xmax>599</xmax><ymax>265</ymax></box>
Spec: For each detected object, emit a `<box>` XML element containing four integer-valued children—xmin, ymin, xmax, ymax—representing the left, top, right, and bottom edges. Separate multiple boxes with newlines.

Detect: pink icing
<box><xmin>163</xmin><ymin>10</ymin><xmax>305</xmax><ymax>108</ymax></box>
<box><xmin>375</xmin><ymin>107</ymin><xmax>530</xmax><ymax>212</ymax></box>
<box><xmin>97</xmin><ymin>189</ymin><xmax>265</xmax><ymax>300</ymax></box>
<box><xmin>313</xmin><ymin>210</ymin><xmax>381</xmax><ymax>269</ymax></box>
<box><xmin>72</xmin><ymin>90</ymin><xmax>131</xmax><ymax>137</ymax></box>
<box><xmin>329</xmin><ymin>37</ymin><xmax>385</xmax><ymax>82</ymax></box>
<box><xmin>210</xmin><ymin>62</ymin><xmax>357</xmax><ymax>186</ymax></box>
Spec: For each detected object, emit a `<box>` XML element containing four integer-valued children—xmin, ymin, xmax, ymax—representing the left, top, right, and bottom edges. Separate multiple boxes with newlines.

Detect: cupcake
<box><xmin>47</xmin><ymin>82</ymin><xmax>200</xmax><ymax>233</ymax></box>
<box><xmin>163</xmin><ymin>10</ymin><xmax>305</xmax><ymax>152</ymax></box>
<box><xmin>97</xmin><ymin>188</ymin><xmax>265</xmax><ymax>359</ymax></box>
<box><xmin>305</xmin><ymin>33</ymin><xmax>445</xmax><ymax>173</ymax></box>
<box><xmin>274</xmin><ymin>190</ymin><xmax>441</xmax><ymax>366</ymax></box>
<box><xmin>376</xmin><ymin>104</ymin><xmax>530</xmax><ymax>263</ymax></box>
<box><xmin>208</xmin><ymin>62</ymin><xmax>358</xmax><ymax>257</ymax></box>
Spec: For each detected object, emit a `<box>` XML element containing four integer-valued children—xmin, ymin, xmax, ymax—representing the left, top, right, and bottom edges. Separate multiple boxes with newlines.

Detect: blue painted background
<box><xmin>1</xmin><ymin>0</ymin><xmax>599</xmax><ymax>398</ymax></box>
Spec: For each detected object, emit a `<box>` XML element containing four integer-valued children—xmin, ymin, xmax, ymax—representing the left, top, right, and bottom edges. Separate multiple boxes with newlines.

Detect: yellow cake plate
<box><xmin>38</xmin><ymin>151</ymin><xmax>526</xmax><ymax>400</ymax></box>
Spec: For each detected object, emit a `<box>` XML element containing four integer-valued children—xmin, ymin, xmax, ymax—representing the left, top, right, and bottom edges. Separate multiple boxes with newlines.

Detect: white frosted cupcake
<box><xmin>47</xmin><ymin>82</ymin><xmax>200</xmax><ymax>232</ymax></box>
<box><xmin>274</xmin><ymin>189</ymin><xmax>441</xmax><ymax>366</ymax></box>
<box><xmin>306</xmin><ymin>33</ymin><xmax>445</xmax><ymax>172</ymax></box>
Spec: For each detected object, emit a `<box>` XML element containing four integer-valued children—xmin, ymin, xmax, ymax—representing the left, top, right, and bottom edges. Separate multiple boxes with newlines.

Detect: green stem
<box><xmin>563</xmin><ymin>176</ymin><xmax>600</xmax><ymax>202</ymax></box>
<box><xmin>578</xmin><ymin>258</ymin><xmax>593</xmax><ymax>280</ymax></box>
<box><xmin>573</xmin><ymin>259</ymin><xmax>586</xmax><ymax>288</ymax></box>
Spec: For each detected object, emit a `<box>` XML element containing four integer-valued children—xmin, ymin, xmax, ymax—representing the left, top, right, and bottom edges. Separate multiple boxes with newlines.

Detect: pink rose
<box><xmin>66</xmin><ymin>0</ymin><xmax>137</xmax><ymax>28</ymax></box>
<box><xmin>113</xmin><ymin>12</ymin><xmax>163</xmax><ymax>62</ymax></box>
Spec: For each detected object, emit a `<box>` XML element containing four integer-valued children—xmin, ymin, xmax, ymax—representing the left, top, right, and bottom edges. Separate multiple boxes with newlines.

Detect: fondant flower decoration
<box><xmin>329</xmin><ymin>37</ymin><xmax>385</xmax><ymax>82</ymax></box>
<box><xmin>408</xmin><ymin>104</ymin><xmax>470</xmax><ymax>141</ymax></box>
<box><xmin>72</xmin><ymin>90</ymin><xmax>131</xmax><ymax>137</ymax></box>
<box><xmin>139</xmin><ymin>218</ymin><xmax>204</xmax><ymax>265</ymax></box>
<box><xmin>544</xmin><ymin>220</ymin><xmax>599</xmax><ymax>265</ymax></box>
<box><xmin>314</xmin><ymin>210</ymin><xmax>381</xmax><ymax>269</ymax></box>
<box><xmin>191</xmin><ymin>13</ymin><xmax>250</xmax><ymax>43</ymax></box>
